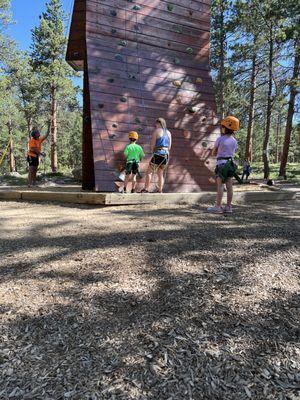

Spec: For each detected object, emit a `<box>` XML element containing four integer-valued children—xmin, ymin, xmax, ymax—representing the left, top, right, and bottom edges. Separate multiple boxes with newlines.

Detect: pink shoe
<box><xmin>207</xmin><ymin>205</ymin><xmax>223</xmax><ymax>214</ymax></box>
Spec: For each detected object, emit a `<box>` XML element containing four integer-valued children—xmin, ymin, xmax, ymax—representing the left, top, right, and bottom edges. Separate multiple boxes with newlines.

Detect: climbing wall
<box><xmin>67</xmin><ymin>0</ymin><xmax>219</xmax><ymax>192</ymax></box>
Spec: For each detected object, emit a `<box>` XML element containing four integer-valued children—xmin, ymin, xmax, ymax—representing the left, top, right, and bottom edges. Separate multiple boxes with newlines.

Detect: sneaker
<box><xmin>207</xmin><ymin>205</ymin><xmax>223</xmax><ymax>214</ymax></box>
<box><xmin>223</xmin><ymin>205</ymin><xmax>233</xmax><ymax>213</ymax></box>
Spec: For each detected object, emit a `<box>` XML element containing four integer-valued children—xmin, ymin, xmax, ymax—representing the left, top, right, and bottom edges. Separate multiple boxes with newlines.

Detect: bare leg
<box><xmin>33</xmin><ymin>167</ymin><xmax>38</xmax><ymax>186</ymax></box>
<box><xmin>143</xmin><ymin>165</ymin><xmax>153</xmax><ymax>191</ymax></box>
<box><xmin>157</xmin><ymin>168</ymin><xmax>164</xmax><ymax>193</ymax></box>
<box><xmin>216</xmin><ymin>177</ymin><xmax>224</xmax><ymax>207</ymax></box>
<box><xmin>131</xmin><ymin>174</ymin><xmax>137</xmax><ymax>191</ymax></box>
<box><xmin>225</xmin><ymin>178</ymin><xmax>233</xmax><ymax>206</ymax></box>
<box><xmin>123</xmin><ymin>174</ymin><xmax>130</xmax><ymax>191</ymax></box>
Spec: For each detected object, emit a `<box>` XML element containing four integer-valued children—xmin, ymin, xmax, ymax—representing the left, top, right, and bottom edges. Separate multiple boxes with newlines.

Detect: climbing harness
<box><xmin>0</xmin><ymin>140</ymin><xmax>10</xmax><ymax>167</ymax></box>
<box><xmin>217</xmin><ymin>157</ymin><xmax>243</xmax><ymax>184</ymax></box>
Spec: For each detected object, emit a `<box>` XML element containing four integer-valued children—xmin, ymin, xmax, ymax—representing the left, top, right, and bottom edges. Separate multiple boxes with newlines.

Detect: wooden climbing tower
<box><xmin>67</xmin><ymin>0</ymin><xmax>219</xmax><ymax>192</ymax></box>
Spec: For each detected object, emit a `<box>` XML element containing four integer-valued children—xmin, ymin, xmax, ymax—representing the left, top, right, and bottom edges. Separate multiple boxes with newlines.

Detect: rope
<box><xmin>0</xmin><ymin>140</ymin><xmax>11</xmax><ymax>167</ymax></box>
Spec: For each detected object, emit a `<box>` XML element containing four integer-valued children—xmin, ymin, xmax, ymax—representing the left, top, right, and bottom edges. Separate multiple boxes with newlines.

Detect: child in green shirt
<box><xmin>123</xmin><ymin>131</ymin><xmax>145</xmax><ymax>193</ymax></box>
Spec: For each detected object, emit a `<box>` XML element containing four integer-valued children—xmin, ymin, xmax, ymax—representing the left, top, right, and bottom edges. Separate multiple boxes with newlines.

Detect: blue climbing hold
<box><xmin>115</xmin><ymin>54</ymin><xmax>124</xmax><ymax>61</ymax></box>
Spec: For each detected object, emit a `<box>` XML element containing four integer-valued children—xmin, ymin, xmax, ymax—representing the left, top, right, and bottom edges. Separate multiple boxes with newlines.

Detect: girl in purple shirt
<box><xmin>207</xmin><ymin>116</ymin><xmax>240</xmax><ymax>214</ymax></box>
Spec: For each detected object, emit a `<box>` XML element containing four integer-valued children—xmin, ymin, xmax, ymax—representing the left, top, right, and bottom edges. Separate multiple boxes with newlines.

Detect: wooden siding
<box><xmin>67</xmin><ymin>0</ymin><xmax>218</xmax><ymax>192</ymax></box>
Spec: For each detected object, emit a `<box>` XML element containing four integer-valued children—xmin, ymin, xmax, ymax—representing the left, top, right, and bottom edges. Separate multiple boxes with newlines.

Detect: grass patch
<box><xmin>247</xmin><ymin>163</ymin><xmax>300</xmax><ymax>183</ymax></box>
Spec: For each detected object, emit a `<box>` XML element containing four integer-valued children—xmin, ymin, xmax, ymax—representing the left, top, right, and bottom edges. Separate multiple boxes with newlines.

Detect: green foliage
<box><xmin>211</xmin><ymin>0</ymin><xmax>300</xmax><ymax>171</ymax></box>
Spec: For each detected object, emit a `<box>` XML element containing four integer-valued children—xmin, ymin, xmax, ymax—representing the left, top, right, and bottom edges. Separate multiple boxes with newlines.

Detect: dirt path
<box><xmin>1</xmin><ymin>200</ymin><xmax>299</xmax><ymax>400</ymax></box>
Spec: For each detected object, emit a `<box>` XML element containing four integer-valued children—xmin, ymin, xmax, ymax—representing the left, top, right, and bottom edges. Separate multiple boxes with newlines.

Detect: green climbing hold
<box><xmin>187</xmin><ymin>106</ymin><xmax>198</xmax><ymax>114</ymax></box>
<box><xmin>107</xmin><ymin>78</ymin><xmax>115</xmax><ymax>83</ymax></box>
<box><xmin>119</xmin><ymin>40</ymin><xmax>127</xmax><ymax>47</ymax></box>
<box><xmin>135</xmin><ymin>118</ymin><xmax>141</xmax><ymax>124</ymax></box>
<box><xmin>120</xmin><ymin>96</ymin><xmax>127</xmax><ymax>103</ymax></box>
<box><xmin>110</xmin><ymin>10</ymin><xmax>117</xmax><ymax>17</ymax></box>
<box><xmin>167</xmin><ymin>3</ymin><xmax>174</xmax><ymax>11</ymax></box>
<box><xmin>115</xmin><ymin>54</ymin><xmax>123</xmax><ymax>61</ymax></box>
<box><xmin>132</xmin><ymin>5</ymin><xmax>141</xmax><ymax>11</ymax></box>
<box><xmin>174</xmin><ymin>25</ymin><xmax>183</xmax><ymax>34</ymax></box>
<box><xmin>174</xmin><ymin>57</ymin><xmax>181</xmax><ymax>65</ymax></box>
<box><xmin>111</xmin><ymin>28</ymin><xmax>117</xmax><ymax>34</ymax></box>
<box><xmin>202</xmin><ymin>141</ymin><xmax>208</xmax><ymax>148</ymax></box>
<box><xmin>186</xmin><ymin>47</ymin><xmax>194</xmax><ymax>55</ymax></box>
<box><xmin>128</xmin><ymin>74</ymin><xmax>136</xmax><ymax>80</ymax></box>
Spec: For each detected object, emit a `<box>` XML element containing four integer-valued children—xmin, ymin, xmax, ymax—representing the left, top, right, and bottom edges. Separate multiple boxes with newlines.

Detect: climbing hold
<box><xmin>174</xmin><ymin>25</ymin><xmax>183</xmax><ymax>34</ymax></box>
<box><xmin>174</xmin><ymin>57</ymin><xmax>181</xmax><ymax>65</ymax></box>
<box><xmin>186</xmin><ymin>47</ymin><xmax>194</xmax><ymax>55</ymax></box>
<box><xmin>115</xmin><ymin>54</ymin><xmax>124</xmax><ymax>62</ymax></box>
<box><xmin>120</xmin><ymin>96</ymin><xmax>127</xmax><ymax>102</ymax></box>
<box><xmin>183</xmin><ymin>130</ymin><xmax>191</xmax><ymax>139</ymax></box>
<box><xmin>119</xmin><ymin>40</ymin><xmax>127</xmax><ymax>47</ymax></box>
<box><xmin>202</xmin><ymin>141</ymin><xmax>208</xmax><ymax>148</ymax></box>
<box><xmin>172</xmin><ymin>80</ymin><xmax>182</xmax><ymax>88</ymax></box>
<box><xmin>107</xmin><ymin>78</ymin><xmax>115</xmax><ymax>83</ymax></box>
<box><xmin>202</xmin><ymin>117</ymin><xmax>207</xmax><ymax>122</ymax></box>
<box><xmin>134</xmin><ymin>24</ymin><xmax>141</xmax><ymax>32</ymax></box>
<box><xmin>112</xmin><ymin>123</ymin><xmax>118</xmax><ymax>128</ymax></box>
<box><xmin>111</xmin><ymin>28</ymin><xmax>117</xmax><ymax>34</ymax></box>
<box><xmin>128</xmin><ymin>74</ymin><xmax>136</xmax><ymax>80</ymax></box>
<box><xmin>196</xmin><ymin>77</ymin><xmax>203</xmax><ymax>84</ymax></box>
<box><xmin>109</xmin><ymin>133</ymin><xmax>116</xmax><ymax>139</ymax></box>
<box><xmin>167</xmin><ymin>4</ymin><xmax>174</xmax><ymax>11</ymax></box>
<box><xmin>135</xmin><ymin>118</ymin><xmax>141</xmax><ymax>124</ymax></box>
<box><xmin>98</xmin><ymin>104</ymin><xmax>104</xmax><ymax>109</ymax></box>
<box><xmin>189</xmin><ymin>10</ymin><xmax>193</xmax><ymax>16</ymax></box>
<box><xmin>110</xmin><ymin>10</ymin><xmax>117</xmax><ymax>17</ymax></box>
<box><xmin>132</xmin><ymin>5</ymin><xmax>141</xmax><ymax>11</ymax></box>
<box><xmin>187</xmin><ymin>106</ymin><xmax>198</xmax><ymax>114</ymax></box>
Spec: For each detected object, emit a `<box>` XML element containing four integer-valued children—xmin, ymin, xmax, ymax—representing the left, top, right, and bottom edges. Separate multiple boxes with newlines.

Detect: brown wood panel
<box><xmin>85</xmin><ymin>0</ymin><xmax>211</xmax><ymax>29</ymax></box>
<box><xmin>67</xmin><ymin>0</ymin><xmax>218</xmax><ymax>192</ymax></box>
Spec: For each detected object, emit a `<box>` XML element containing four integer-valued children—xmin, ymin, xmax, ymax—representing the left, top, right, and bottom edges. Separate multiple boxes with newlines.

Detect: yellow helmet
<box><xmin>221</xmin><ymin>116</ymin><xmax>240</xmax><ymax>131</ymax></box>
<box><xmin>128</xmin><ymin>131</ymin><xmax>139</xmax><ymax>140</ymax></box>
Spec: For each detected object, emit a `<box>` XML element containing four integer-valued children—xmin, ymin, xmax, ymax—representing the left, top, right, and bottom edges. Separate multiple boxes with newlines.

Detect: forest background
<box><xmin>0</xmin><ymin>0</ymin><xmax>299</xmax><ymax>181</ymax></box>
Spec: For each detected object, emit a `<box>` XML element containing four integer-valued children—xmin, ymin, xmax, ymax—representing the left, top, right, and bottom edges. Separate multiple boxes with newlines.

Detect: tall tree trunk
<box><xmin>51</xmin><ymin>83</ymin><xmax>58</xmax><ymax>173</ymax></box>
<box><xmin>279</xmin><ymin>47</ymin><xmax>300</xmax><ymax>178</ymax></box>
<box><xmin>219</xmin><ymin>2</ymin><xmax>225</xmax><ymax>119</ymax></box>
<box><xmin>245</xmin><ymin>53</ymin><xmax>257</xmax><ymax>162</ymax></box>
<box><xmin>262</xmin><ymin>27</ymin><xmax>274</xmax><ymax>180</ymax></box>
<box><xmin>275</xmin><ymin>113</ymin><xmax>281</xmax><ymax>163</ymax></box>
<box><xmin>7</xmin><ymin>120</ymin><xmax>16</xmax><ymax>172</ymax></box>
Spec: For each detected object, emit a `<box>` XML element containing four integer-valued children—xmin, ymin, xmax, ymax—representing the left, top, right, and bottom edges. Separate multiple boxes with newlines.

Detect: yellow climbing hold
<box><xmin>172</xmin><ymin>80</ymin><xmax>182</xmax><ymax>88</ymax></box>
<box><xmin>196</xmin><ymin>77</ymin><xmax>203</xmax><ymax>84</ymax></box>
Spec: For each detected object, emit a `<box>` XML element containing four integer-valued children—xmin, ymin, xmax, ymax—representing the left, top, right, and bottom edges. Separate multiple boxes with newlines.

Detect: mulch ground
<box><xmin>0</xmin><ymin>199</ymin><xmax>299</xmax><ymax>400</ymax></box>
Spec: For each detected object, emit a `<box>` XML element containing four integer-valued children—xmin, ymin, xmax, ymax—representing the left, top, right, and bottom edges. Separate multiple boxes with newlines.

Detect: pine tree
<box><xmin>30</xmin><ymin>0</ymin><xmax>77</xmax><ymax>172</ymax></box>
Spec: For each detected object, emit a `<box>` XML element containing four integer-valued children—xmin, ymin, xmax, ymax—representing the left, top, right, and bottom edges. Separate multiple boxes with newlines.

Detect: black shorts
<box><xmin>215</xmin><ymin>162</ymin><xmax>236</xmax><ymax>180</ymax></box>
<box><xmin>125</xmin><ymin>160</ymin><xmax>139</xmax><ymax>175</ymax></box>
<box><xmin>150</xmin><ymin>154</ymin><xmax>168</xmax><ymax>168</ymax></box>
<box><xmin>27</xmin><ymin>155</ymin><xmax>39</xmax><ymax>167</ymax></box>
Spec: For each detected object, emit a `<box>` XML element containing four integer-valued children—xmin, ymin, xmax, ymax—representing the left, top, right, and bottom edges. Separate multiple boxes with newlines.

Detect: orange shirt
<box><xmin>28</xmin><ymin>137</ymin><xmax>45</xmax><ymax>157</ymax></box>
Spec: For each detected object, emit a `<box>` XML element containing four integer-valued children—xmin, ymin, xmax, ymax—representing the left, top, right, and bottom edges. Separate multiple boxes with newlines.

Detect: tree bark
<box><xmin>275</xmin><ymin>113</ymin><xmax>281</xmax><ymax>164</ymax></box>
<box><xmin>7</xmin><ymin>120</ymin><xmax>16</xmax><ymax>172</ymax></box>
<box><xmin>245</xmin><ymin>53</ymin><xmax>257</xmax><ymax>162</ymax></box>
<box><xmin>219</xmin><ymin>2</ymin><xmax>226</xmax><ymax>119</ymax></box>
<box><xmin>262</xmin><ymin>27</ymin><xmax>274</xmax><ymax>180</ymax></box>
<box><xmin>279</xmin><ymin>47</ymin><xmax>300</xmax><ymax>178</ymax></box>
<box><xmin>51</xmin><ymin>83</ymin><xmax>58</xmax><ymax>173</ymax></box>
